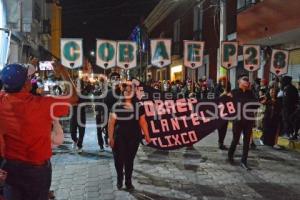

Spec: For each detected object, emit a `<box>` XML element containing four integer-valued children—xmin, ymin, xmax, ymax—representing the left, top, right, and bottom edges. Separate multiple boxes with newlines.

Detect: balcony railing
<box><xmin>237</xmin><ymin>0</ymin><xmax>262</xmax><ymax>12</ymax></box>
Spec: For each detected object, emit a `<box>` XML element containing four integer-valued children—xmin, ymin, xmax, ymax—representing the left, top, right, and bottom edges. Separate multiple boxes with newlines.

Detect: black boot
<box><xmin>125</xmin><ymin>179</ymin><xmax>135</xmax><ymax>192</ymax></box>
<box><xmin>228</xmin><ymin>147</ymin><xmax>235</xmax><ymax>164</ymax></box>
<box><xmin>117</xmin><ymin>175</ymin><xmax>123</xmax><ymax>190</ymax></box>
<box><xmin>219</xmin><ymin>143</ymin><xmax>228</xmax><ymax>150</ymax></box>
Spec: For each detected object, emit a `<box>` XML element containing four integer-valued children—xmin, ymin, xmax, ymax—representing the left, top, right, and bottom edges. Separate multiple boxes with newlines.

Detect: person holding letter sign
<box><xmin>108</xmin><ymin>82</ymin><xmax>151</xmax><ymax>191</ymax></box>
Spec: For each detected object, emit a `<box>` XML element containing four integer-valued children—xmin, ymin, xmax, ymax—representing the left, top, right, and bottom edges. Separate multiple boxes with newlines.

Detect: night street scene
<box><xmin>1</xmin><ymin>0</ymin><xmax>300</xmax><ymax>200</ymax></box>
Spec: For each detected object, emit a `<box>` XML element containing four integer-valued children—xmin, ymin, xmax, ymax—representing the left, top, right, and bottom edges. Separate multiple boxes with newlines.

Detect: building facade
<box><xmin>1</xmin><ymin>0</ymin><xmax>61</xmax><ymax>70</ymax></box>
<box><xmin>237</xmin><ymin>0</ymin><xmax>300</xmax><ymax>82</ymax></box>
<box><xmin>143</xmin><ymin>0</ymin><xmax>237</xmax><ymax>83</ymax></box>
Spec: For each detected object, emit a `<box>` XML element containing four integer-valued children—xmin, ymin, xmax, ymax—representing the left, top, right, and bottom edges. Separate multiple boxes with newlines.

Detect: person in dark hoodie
<box><xmin>228</xmin><ymin>74</ymin><xmax>260</xmax><ymax>171</ymax></box>
<box><xmin>281</xmin><ymin>76</ymin><xmax>299</xmax><ymax>140</ymax></box>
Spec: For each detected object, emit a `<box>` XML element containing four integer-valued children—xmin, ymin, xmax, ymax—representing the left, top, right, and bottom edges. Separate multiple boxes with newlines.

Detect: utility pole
<box><xmin>218</xmin><ymin>0</ymin><xmax>229</xmax><ymax>86</ymax></box>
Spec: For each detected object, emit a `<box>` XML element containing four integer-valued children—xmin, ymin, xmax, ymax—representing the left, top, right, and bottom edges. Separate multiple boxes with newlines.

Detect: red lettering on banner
<box><xmin>165</xmin><ymin>135</ymin><xmax>174</xmax><ymax>147</ymax></box>
<box><xmin>188</xmin><ymin>131</ymin><xmax>198</xmax><ymax>142</ymax></box>
<box><xmin>144</xmin><ymin>101</ymin><xmax>155</xmax><ymax>116</ymax></box>
<box><xmin>170</xmin><ymin>118</ymin><xmax>180</xmax><ymax>130</ymax></box>
<box><xmin>155</xmin><ymin>100</ymin><xmax>166</xmax><ymax>115</ymax></box>
<box><xmin>150</xmin><ymin>120</ymin><xmax>160</xmax><ymax>133</ymax></box>
<box><xmin>187</xmin><ymin>98</ymin><xmax>197</xmax><ymax>111</ymax></box>
<box><xmin>176</xmin><ymin>99</ymin><xmax>188</xmax><ymax>112</ymax></box>
<box><xmin>165</xmin><ymin>100</ymin><xmax>176</xmax><ymax>114</ymax></box>
<box><xmin>199</xmin><ymin>111</ymin><xmax>210</xmax><ymax>123</ymax></box>
<box><xmin>181</xmin><ymin>133</ymin><xmax>189</xmax><ymax>144</ymax></box>
<box><xmin>161</xmin><ymin>119</ymin><xmax>170</xmax><ymax>132</ymax></box>
<box><xmin>190</xmin><ymin>113</ymin><xmax>200</xmax><ymax>126</ymax></box>
<box><xmin>158</xmin><ymin>137</ymin><xmax>168</xmax><ymax>148</ymax></box>
<box><xmin>172</xmin><ymin>134</ymin><xmax>182</xmax><ymax>145</ymax></box>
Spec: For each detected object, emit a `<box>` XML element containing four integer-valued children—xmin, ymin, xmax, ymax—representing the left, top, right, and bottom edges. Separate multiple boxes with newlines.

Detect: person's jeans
<box><xmin>113</xmin><ymin>137</ymin><xmax>140</xmax><ymax>184</ymax></box>
<box><xmin>218</xmin><ymin>121</ymin><xmax>228</xmax><ymax>146</ymax></box>
<box><xmin>228</xmin><ymin>121</ymin><xmax>253</xmax><ymax>164</ymax></box>
<box><xmin>3</xmin><ymin>160</ymin><xmax>51</xmax><ymax>200</ymax></box>
<box><xmin>70</xmin><ymin>105</ymin><xmax>86</xmax><ymax>148</ymax></box>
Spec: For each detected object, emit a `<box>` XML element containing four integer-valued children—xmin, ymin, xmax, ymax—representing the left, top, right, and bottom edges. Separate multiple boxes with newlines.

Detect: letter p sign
<box><xmin>221</xmin><ymin>41</ymin><xmax>238</xmax><ymax>69</ymax></box>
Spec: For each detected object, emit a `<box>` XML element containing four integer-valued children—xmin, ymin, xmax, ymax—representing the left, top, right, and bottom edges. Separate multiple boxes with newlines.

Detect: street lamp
<box><xmin>90</xmin><ymin>50</ymin><xmax>95</xmax><ymax>57</ymax></box>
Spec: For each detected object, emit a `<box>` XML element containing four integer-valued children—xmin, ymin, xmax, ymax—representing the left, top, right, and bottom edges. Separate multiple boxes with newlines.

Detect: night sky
<box><xmin>61</xmin><ymin>0</ymin><xmax>160</xmax><ymax>56</ymax></box>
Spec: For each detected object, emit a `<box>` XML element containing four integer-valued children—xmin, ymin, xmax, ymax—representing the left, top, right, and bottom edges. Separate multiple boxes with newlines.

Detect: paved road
<box><xmin>51</xmin><ymin>117</ymin><xmax>300</xmax><ymax>200</ymax></box>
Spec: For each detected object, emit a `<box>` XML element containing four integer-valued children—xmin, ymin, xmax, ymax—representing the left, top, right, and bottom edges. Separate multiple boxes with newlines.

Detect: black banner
<box><xmin>134</xmin><ymin>80</ymin><xmax>237</xmax><ymax>150</ymax></box>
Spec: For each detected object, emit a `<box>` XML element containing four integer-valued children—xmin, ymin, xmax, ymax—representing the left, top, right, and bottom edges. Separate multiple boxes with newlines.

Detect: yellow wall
<box><xmin>51</xmin><ymin>3</ymin><xmax>62</xmax><ymax>59</ymax></box>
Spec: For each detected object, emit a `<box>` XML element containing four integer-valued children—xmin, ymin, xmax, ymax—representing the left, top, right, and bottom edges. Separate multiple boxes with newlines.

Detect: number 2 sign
<box><xmin>243</xmin><ymin>45</ymin><xmax>260</xmax><ymax>72</ymax></box>
<box><xmin>270</xmin><ymin>49</ymin><xmax>289</xmax><ymax>76</ymax></box>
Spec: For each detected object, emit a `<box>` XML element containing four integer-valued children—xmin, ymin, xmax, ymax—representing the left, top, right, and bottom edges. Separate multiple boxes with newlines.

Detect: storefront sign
<box><xmin>184</xmin><ymin>41</ymin><xmax>205</xmax><ymax>69</ymax></box>
<box><xmin>221</xmin><ymin>41</ymin><xmax>238</xmax><ymax>69</ymax></box>
<box><xmin>96</xmin><ymin>39</ymin><xmax>117</xmax><ymax>69</ymax></box>
<box><xmin>151</xmin><ymin>39</ymin><xmax>171</xmax><ymax>67</ymax></box>
<box><xmin>243</xmin><ymin>45</ymin><xmax>260</xmax><ymax>72</ymax></box>
<box><xmin>270</xmin><ymin>49</ymin><xmax>289</xmax><ymax>76</ymax></box>
<box><xmin>61</xmin><ymin>38</ymin><xmax>83</xmax><ymax>69</ymax></box>
<box><xmin>117</xmin><ymin>41</ymin><xmax>137</xmax><ymax>69</ymax></box>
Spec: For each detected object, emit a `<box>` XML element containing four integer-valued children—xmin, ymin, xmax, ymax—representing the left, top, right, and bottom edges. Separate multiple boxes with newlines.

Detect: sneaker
<box><xmin>258</xmin><ymin>139</ymin><xmax>264</xmax><ymax>145</ymax></box>
<box><xmin>289</xmin><ymin>135</ymin><xmax>298</xmax><ymax>141</ymax></box>
<box><xmin>273</xmin><ymin>144</ymin><xmax>283</xmax><ymax>150</ymax></box>
<box><xmin>77</xmin><ymin>147</ymin><xmax>83</xmax><ymax>153</ymax></box>
<box><xmin>72</xmin><ymin>141</ymin><xmax>77</xmax><ymax>150</ymax></box>
<box><xmin>240</xmin><ymin>162</ymin><xmax>252</xmax><ymax>171</ymax></box>
<box><xmin>99</xmin><ymin>146</ymin><xmax>105</xmax><ymax>153</ymax></box>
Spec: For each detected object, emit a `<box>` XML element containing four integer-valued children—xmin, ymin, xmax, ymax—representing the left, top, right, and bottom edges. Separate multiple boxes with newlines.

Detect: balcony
<box><xmin>237</xmin><ymin>0</ymin><xmax>262</xmax><ymax>13</ymax></box>
<box><xmin>237</xmin><ymin>0</ymin><xmax>300</xmax><ymax>45</ymax></box>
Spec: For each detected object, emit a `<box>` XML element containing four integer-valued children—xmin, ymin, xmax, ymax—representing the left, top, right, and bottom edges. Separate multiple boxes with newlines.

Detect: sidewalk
<box><xmin>51</xmin><ymin>118</ymin><xmax>300</xmax><ymax>200</ymax></box>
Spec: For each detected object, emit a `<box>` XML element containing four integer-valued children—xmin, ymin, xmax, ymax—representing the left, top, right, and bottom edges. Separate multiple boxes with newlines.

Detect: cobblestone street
<box><xmin>51</xmin><ymin>117</ymin><xmax>300</xmax><ymax>200</ymax></box>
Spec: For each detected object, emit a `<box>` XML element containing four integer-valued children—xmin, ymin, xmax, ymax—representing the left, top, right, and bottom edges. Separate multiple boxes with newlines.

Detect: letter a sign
<box><xmin>221</xmin><ymin>41</ymin><xmax>238</xmax><ymax>69</ymax></box>
<box><xmin>117</xmin><ymin>41</ymin><xmax>137</xmax><ymax>70</ymax></box>
<box><xmin>96</xmin><ymin>39</ymin><xmax>117</xmax><ymax>69</ymax></box>
<box><xmin>184</xmin><ymin>41</ymin><xmax>205</xmax><ymax>69</ymax></box>
<box><xmin>270</xmin><ymin>49</ymin><xmax>289</xmax><ymax>76</ymax></box>
<box><xmin>61</xmin><ymin>38</ymin><xmax>83</xmax><ymax>69</ymax></box>
<box><xmin>243</xmin><ymin>45</ymin><xmax>260</xmax><ymax>72</ymax></box>
<box><xmin>151</xmin><ymin>39</ymin><xmax>171</xmax><ymax>68</ymax></box>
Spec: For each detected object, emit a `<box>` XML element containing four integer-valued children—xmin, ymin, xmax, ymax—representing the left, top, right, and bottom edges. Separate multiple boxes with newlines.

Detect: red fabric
<box><xmin>0</xmin><ymin>92</ymin><xmax>70</xmax><ymax>164</ymax></box>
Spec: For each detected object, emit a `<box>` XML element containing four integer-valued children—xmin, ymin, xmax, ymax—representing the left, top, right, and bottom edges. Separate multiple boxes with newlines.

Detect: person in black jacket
<box><xmin>281</xmin><ymin>76</ymin><xmax>299</xmax><ymax>140</ymax></box>
<box><xmin>108</xmin><ymin>82</ymin><xmax>151</xmax><ymax>191</ymax></box>
<box><xmin>228</xmin><ymin>74</ymin><xmax>259</xmax><ymax>170</ymax></box>
<box><xmin>215</xmin><ymin>76</ymin><xmax>231</xmax><ymax>150</ymax></box>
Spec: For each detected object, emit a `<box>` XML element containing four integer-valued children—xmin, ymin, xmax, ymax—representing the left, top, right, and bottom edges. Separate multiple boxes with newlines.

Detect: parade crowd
<box><xmin>0</xmin><ymin>60</ymin><xmax>299</xmax><ymax>200</ymax></box>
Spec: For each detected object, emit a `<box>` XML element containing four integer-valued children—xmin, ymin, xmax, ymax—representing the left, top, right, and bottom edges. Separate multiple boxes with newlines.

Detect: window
<box><xmin>237</xmin><ymin>0</ymin><xmax>260</xmax><ymax>11</ymax></box>
<box><xmin>193</xmin><ymin>3</ymin><xmax>203</xmax><ymax>40</ymax></box>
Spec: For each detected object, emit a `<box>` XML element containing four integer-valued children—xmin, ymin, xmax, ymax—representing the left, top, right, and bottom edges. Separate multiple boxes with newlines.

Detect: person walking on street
<box><xmin>108</xmin><ymin>82</ymin><xmax>151</xmax><ymax>191</ymax></box>
<box><xmin>0</xmin><ymin>63</ymin><xmax>78</xmax><ymax>200</ymax></box>
<box><xmin>70</xmin><ymin>77</ymin><xmax>92</xmax><ymax>153</ymax></box>
<box><xmin>281</xmin><ymin>76</ymin><xmax>299</xmax><ymax>140</ymax></box>
<box><xmin>228</xmin><ymin>74</ymin><xmax>259</xmax><ymax>170</ymax></box>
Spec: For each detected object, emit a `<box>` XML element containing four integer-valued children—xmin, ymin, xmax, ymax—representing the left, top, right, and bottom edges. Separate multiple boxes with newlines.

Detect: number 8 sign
<box><xmin>270</xmin><ymin>49</ymin><xmax>289</xmax><ymax>76</ymax></box>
